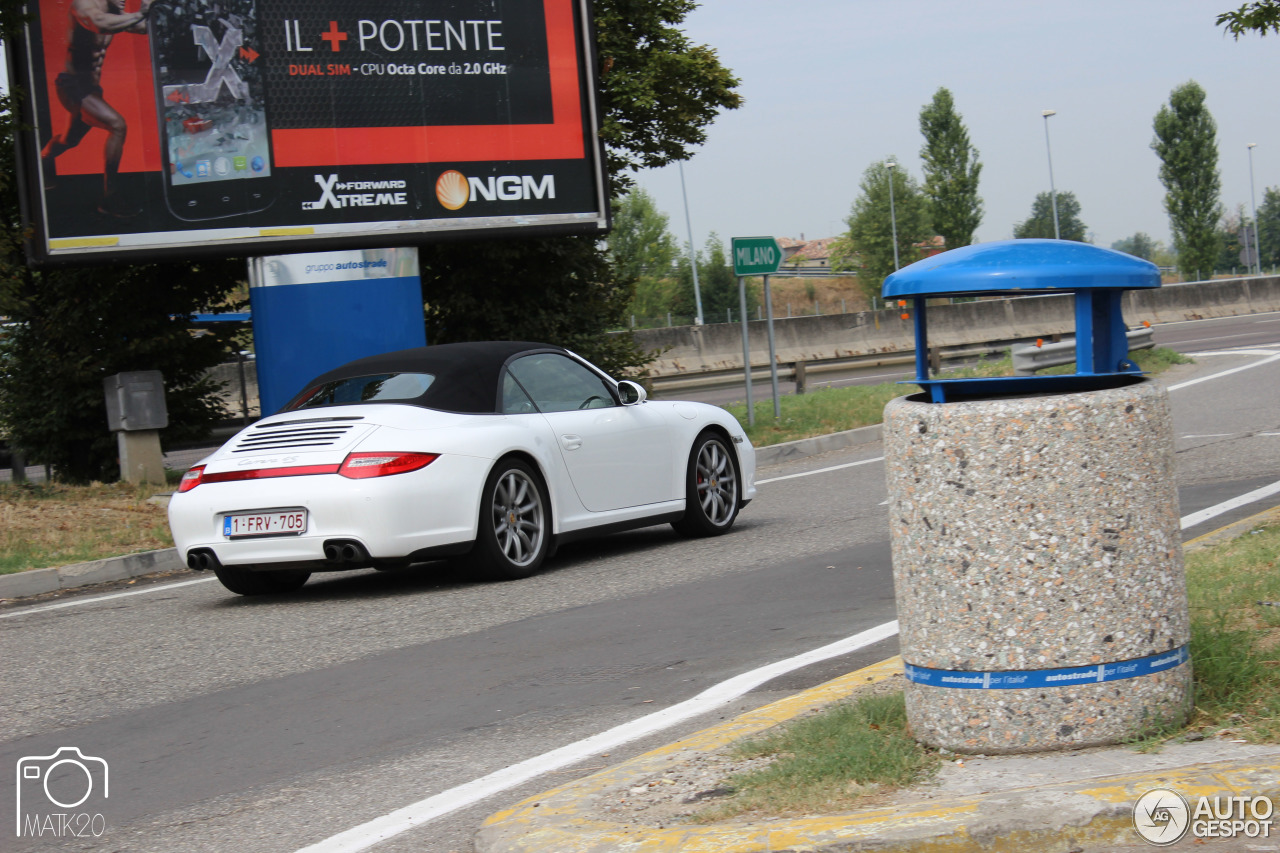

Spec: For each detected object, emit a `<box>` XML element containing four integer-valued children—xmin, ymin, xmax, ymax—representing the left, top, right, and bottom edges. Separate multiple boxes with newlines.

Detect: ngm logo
<box><xmin>435</xmin><ymin>170</ymin><xmax>555</xmax><ymax>211</ymax></box>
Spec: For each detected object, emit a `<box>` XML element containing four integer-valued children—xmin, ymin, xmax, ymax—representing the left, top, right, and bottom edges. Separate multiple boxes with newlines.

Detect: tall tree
<box><xmin>593</xmin><ymin>0</ymin><xmax>743</xmax><ymax>196</ymax></box>
<box><xmin>672</xmin><ymin>234</ymin><xmax>740</xmax><ymax>320</ymax></box>
<box><xmin>1217</xmin><ymin>1</ymin><xmax>1280</xmax><ymax>37</ymax></box>
<box><xmin>1111</xmin><ymin>232</ymin><xmax>1160</xmax><ymax>260</ymax></box>
<box><xmin>918</xmin><ymin>87</ymin><xmax>983</xmax><ymax>250</ymax></box>
<box><xmin>608</xmin><ymin>188</ymin><xmax>679</xmax><ymax>291</ymax></box>
<box><xmin>1214</xmin><ymin>207</ymin><xmax>1250</xmax><ymax>273</ymax></box>
<box><xmin>1152</xmin><ymin>81</ymin><xmax>1223</xmax><ymax>278</ymax></box>
<box><xmin>844</xmin><ymin>159</ymin><xmax>932</xmax><ymax>298</ymax></box>
<box><xmin>1013</xmin><ymin>191</ymin><xmax>1088</xmax><ymax>242</ymax></box>
<box><xmin>1258</xmin><ymin>186</ymin><xmax>1280</xmax><ymax>269</ymax></box>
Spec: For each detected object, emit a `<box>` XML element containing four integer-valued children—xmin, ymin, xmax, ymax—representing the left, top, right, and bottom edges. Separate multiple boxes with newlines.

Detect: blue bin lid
<box><xmin>883</xmin><ymin>239</ymin><xmax>1161</xmax><ymax>298</ymax></box>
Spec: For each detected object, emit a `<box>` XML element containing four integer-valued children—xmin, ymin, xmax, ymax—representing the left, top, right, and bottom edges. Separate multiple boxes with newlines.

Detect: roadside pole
<box><xmin>731</xmin><ymin>236</ymin><xmax>783</xmax><ymax>421</ymax></box>
<box><xmin>764</xmin><ymin>273</ymin><xmax>780</xmax><ymax>419</ymax></box>
<box><xmin>738</xmin><ymin>276</ymin><xmax>754</xmax><ymax>426</ymax></box>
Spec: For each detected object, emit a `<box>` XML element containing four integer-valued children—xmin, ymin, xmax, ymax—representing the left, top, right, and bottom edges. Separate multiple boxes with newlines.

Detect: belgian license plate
<box><xmin>223</xmin><ymin>510</ymin><xmax>307</xmax><ymax>538</ymax></box>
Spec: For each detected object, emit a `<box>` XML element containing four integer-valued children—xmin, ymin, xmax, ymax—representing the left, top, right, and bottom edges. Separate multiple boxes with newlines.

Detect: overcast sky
<box><xmin>634</xmin><ymin>0</ymin><xmax>1280</xmax><ymax>255</ymax></box>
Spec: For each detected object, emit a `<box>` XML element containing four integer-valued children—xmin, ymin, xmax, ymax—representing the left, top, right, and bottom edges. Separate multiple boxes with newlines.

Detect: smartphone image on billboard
<box><xmin>150</xmin><ymin>0</ymin><xmax>273</xmax><ymax>221</ymax></box>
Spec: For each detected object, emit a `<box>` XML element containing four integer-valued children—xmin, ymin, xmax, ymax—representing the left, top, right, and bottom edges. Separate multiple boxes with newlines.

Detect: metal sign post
<box><xmin>763</xmin><ymin>274</ymin><xmax>780</xmax><ymax>419</ymax></box>
<box><xmin>732</xmin><ymin>236</ymin><xmax>783</xmax><ymax>421</ymax></box>
<box><xmin>737</xmin><ymin>276</ymin><xmax>754</xmax><ymax>426</ymax></box>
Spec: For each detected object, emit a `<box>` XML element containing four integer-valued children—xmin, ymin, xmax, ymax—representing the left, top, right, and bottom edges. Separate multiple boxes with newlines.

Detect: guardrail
<box><xmin>1011</xmin><ymin>327</ymin><xmax>1155</xmax><ymax>376</ymax></box>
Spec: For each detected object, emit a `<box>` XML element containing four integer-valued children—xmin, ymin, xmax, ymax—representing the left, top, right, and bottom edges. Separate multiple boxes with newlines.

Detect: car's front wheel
<box><xmin>672</xmin><ymin>431</ymin><xmax>741</xmax><ymax>537</ymax></box>
<box><xmin>470</xmin><ymin>458</ymin><xmax>551</xmax><ymax>580</ymax></box>
<box><xmin>213</xmin><ymin>564</ymin><xmax>311</xmax><ymax>596</ymax></box>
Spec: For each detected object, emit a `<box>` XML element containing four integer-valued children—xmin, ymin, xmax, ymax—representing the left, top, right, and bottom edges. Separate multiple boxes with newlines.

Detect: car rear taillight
<box><xmin>178</xmin><ymin>465</ymin><xmax>206</xmax><ymax>493</ymax></box>
<box><xmin>338</xmin><ymin>452</ymin><xmax>439</xmax><ymax>479</ymax></box>
<box><xmin>177</xmin><ymin>463</ymin><xmax>342</xmax><ymax>491</ymax></box>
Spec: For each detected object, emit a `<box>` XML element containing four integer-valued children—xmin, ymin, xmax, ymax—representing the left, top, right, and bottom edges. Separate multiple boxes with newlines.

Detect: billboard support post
<box><xmin>247</xmin><ymin>247</ymin><xmax>426</xmax><ymax>414</ymax></box>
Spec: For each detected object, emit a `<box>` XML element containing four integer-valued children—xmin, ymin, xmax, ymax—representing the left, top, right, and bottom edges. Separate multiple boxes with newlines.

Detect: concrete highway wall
<box><xmin>203</xmin><ymin>275</ymin><xmax>1280</xmax><ymax>411</ymax></box>
<box><xmin>633</xmin><ymin>275</ymin><xmax>1280</xmax><ymax>377</ymax></box>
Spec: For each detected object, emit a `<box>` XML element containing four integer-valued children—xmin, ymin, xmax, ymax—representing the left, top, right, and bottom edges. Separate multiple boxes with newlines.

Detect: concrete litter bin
<box><xmin>882</xmin><ymin>240</ymin><xmax>1191</xmax><ymax>754</ymax></box>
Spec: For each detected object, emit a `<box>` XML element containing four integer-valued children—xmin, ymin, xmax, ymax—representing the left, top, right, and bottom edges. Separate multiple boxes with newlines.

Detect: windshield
<box><xmin>287</xmin><ymin>373</ymin><xmax>435</xmax><ymax>410</ymax></box>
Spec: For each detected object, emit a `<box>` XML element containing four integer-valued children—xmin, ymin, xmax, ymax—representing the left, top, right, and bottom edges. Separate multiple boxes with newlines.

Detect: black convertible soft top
<box><xmin>285</xmin><ymin>341</ymin><xmax>569</xmax><ymax>415</ymax></box>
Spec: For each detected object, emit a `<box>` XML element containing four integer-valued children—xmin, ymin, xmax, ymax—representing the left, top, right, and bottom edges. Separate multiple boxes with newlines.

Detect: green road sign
<box><xmin>732</xmin><ymin>236</ymin><xmax>782</xmax><ymax>276</ymax></box>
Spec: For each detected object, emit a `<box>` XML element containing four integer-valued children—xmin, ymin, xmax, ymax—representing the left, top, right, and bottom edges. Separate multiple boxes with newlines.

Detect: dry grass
<box><xmin>763</xmin><ymin>275</ymin><xmax>870</xmax><ymax>317</ymax></box>
<box><xmin>0</xmin><ymin>482</ymin><xmax>174</xmax><ymax>575</ymax></box>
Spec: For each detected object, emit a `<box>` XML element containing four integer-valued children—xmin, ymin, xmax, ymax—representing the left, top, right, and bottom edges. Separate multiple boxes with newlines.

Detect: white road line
<box><xmin>294</xmin><ymin>620</ymin><xmax>902</xmax><ymax>853</ymax></box>
<box><xmin>1185</xmin><ymin>348</ymin><xmax>1280</xmax><ymax>357</ymax></box>
<box><xmin>1167</xmin><ymin>351</ymin><xmax>1280</xmax><ymax>392</ymax></box>
<box><xmin>0</xmin><ymin>576</ymin><xmax>218</xmax><ymax>620</ymax></box>
<box><xmin>757</xmin><ymin>456</ymin><xmax>885</xmax><ymax>484</ymax></box>
<box><xmin>298</xmin><ymin>480</ymin><xmax>1280</xmax><ymax>853</ymax></box>
<box><xmin>1181</xmin><ymin>434</ymin><xmax>1234</xmax><ymax>439</ymax></box>
<box><xmin>1179</xmin><ymin>480</ymin><xmax>1280</xmax><ymax>531</ymax></box>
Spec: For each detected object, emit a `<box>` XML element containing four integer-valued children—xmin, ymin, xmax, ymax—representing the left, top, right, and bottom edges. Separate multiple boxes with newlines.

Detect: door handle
<box><xmin>561</xmin><ymin>434</ymin><xmax>583</xmax><ymax>451</ymax></box>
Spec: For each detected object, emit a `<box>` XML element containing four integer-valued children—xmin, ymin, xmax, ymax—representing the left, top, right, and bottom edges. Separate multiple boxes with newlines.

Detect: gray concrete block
<box><xmin>0</xmin><ymin>568</ymin><xmax>61</xmax><ymax>599</ymax></box>
<box><xmin>58</xmin><ymin>558</ymin><xmax>133</xmax><ymax>587</ymax></box>
<box><xmin>755</xmin><ymin>424</ymin><xmax>882</xmax><ymax>468</ymax></box>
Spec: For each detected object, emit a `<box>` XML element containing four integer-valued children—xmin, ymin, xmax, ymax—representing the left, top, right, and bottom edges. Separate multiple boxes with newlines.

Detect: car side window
<box><xmin>507</xmin><ymin>353</ymin><xmax>617</xmax><ymax>414</ymax></box>
<box><xmin>501</xmin><ymin>371</ymin><xmax>538</xmax><ymax>414</ymax></box>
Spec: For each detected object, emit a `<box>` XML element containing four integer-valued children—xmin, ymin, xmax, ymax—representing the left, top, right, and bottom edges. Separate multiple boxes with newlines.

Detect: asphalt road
<box><xmin>1</xmin><ymin>317</ymin><xmax>1278</xmax><ymax>853</ymax></box>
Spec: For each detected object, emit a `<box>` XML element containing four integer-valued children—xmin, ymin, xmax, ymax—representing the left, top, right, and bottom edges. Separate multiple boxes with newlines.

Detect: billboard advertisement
<box><xmin>13</xmin><ymin>0</ymin><xmax>608</xmax><ymax>264</ymax></box>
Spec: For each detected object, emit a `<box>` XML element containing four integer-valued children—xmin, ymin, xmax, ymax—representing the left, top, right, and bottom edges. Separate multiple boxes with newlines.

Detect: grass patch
<box><xmin>726</xmin><ymin>347</ymin><xmax>1191</xmax><ymax>448</ymax></box>
<box><xmin>0</xmin><ymin>481</ymin><xmax>174</xmax><ymax>575</ymax></box>
<box><xmin>695</xmin><ymin>691</ymin><xmax>939</xmax><ymax>821</ymax></box>
<box><xmin>1183</xmin><ymin>517</ymin><xmax>1280</xmax><ymax>741</ymax></box>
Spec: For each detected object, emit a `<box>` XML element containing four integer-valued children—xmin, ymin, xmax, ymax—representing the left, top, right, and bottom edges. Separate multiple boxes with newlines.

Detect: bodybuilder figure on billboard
<box><xmin>41</xmin><ymin>0</ymin><xmax>151</xmax><ymax>218</ymax></box>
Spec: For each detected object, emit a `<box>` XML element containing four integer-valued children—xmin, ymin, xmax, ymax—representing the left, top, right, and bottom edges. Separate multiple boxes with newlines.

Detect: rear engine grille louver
<box><xmin>231</xmin><ymin>418</ymin><xmax>363</xmax><ymax>453</ymax></box>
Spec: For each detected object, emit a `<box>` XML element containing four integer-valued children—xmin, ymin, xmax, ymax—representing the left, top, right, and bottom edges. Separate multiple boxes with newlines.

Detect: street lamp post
<box><xmin>1042</xmin><ymin>110</ymin><xmax>1060</xmax><ymax>240</ymax></box>
<box><xmin>887</xmin><ymin>160</ymin><xmax>900</xmax><ymax>270</ymax></box>
<box><xmin>1248</xmin><ymin>143</ymin><xmax>1261</xmax><ymax>276</ymax></box>
<box><xmin>679</xmin><ymin>161</ymin><xmax>704</xmax><ymax>325</ymax></box>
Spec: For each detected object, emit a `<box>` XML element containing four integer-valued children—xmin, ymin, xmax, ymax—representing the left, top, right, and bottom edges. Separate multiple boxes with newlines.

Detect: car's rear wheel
<box><xmin>213</xmin><ymin>564</ymin><xmax>311</xmax><ymax>596</ymax></box>
<box><xmin>672</xmin><ymin>431</ymin><xmax>741</xmax><ymax>537</ymax></box>
<box><xmin>470</xmin><ymin>458</ymin><xmax>551</xmax><ymax>580</ymax></box>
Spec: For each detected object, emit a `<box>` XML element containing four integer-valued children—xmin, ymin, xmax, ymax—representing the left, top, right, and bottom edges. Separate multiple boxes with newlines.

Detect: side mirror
<box><xmin>617</xmin><ymin>380</ymin><xmax>648</xmax><ymax>406</ymax></box>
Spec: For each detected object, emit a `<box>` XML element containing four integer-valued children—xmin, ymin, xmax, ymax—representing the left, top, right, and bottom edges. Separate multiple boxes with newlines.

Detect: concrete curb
<box><xmin>754</xmin><ymin>423</ymin><xmax>883</xmax><ymax>468</ymax></box>
<box><xmin>0</xmin><ymin>548</ymin><xmax>184</xmax><ymax>600</ymax></box>
<box><xmin>474</xmin><ymin>657</ymin><xmax>1280</xmax><ymax>853</ymax></box>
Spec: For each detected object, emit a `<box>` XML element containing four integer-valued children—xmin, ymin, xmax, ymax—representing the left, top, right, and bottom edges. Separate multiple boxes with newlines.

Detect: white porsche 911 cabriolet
<box><xmin>169</xmin><ymin>341</ymin><xmax>756</xmax><ymax>595</ymax></box>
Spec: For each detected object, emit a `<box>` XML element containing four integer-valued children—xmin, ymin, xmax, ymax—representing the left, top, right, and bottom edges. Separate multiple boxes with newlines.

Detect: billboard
<box><xmin>13</xmin><ymin>0</ymin><xmax>608</xmax><ymax>264</ymax></box>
